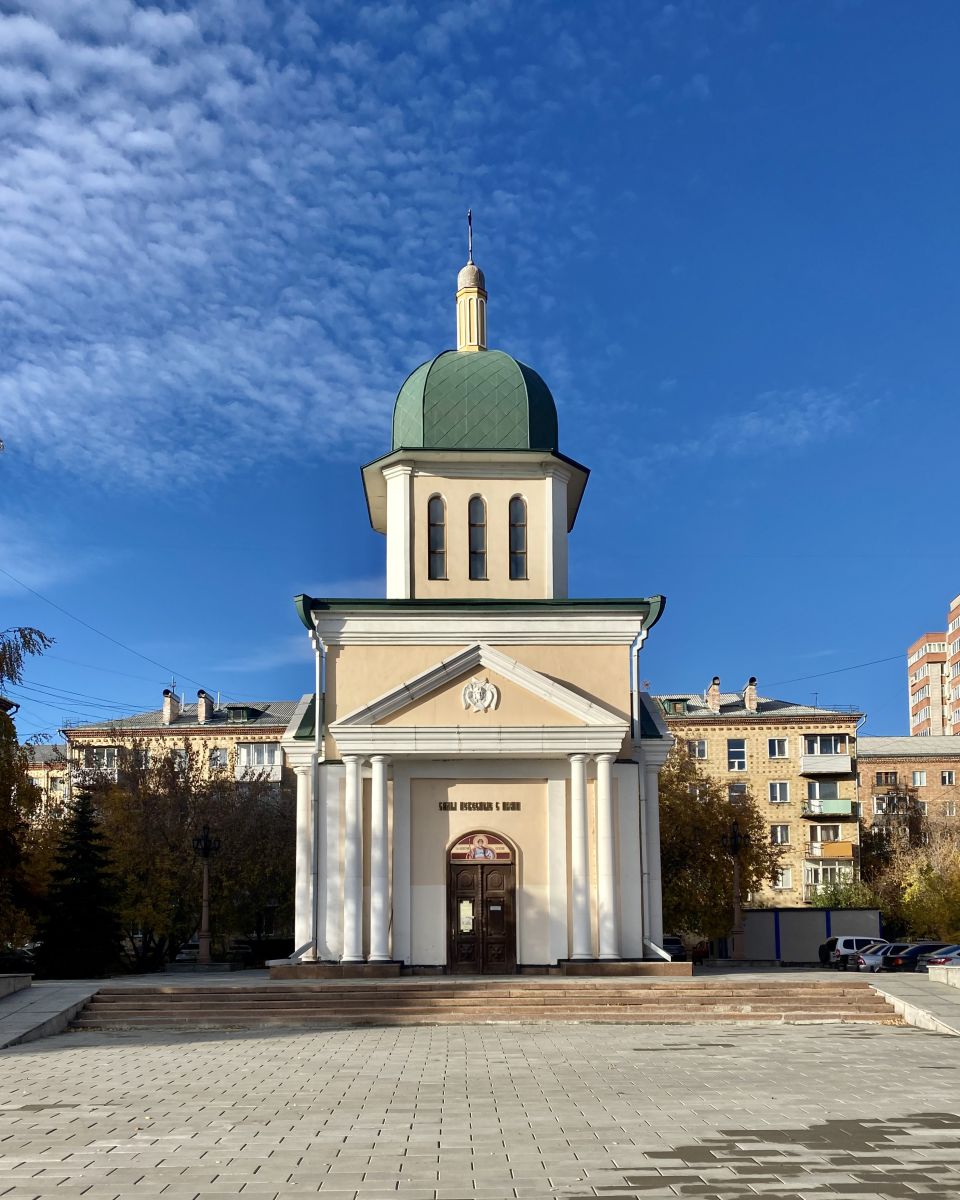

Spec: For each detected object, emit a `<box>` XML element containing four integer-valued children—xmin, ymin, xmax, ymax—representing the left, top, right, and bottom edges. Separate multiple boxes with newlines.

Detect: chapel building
<box><xmin>279</xmin><ymin>242</ymin><xmax>673</xmax><ymax>975</ymax></box>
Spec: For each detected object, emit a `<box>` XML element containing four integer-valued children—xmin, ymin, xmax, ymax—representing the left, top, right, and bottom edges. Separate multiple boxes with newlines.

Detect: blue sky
<box><xmin>3</xmin><ymin>0</ymin><xmax>959</xmax><ymax>740</ymax></box>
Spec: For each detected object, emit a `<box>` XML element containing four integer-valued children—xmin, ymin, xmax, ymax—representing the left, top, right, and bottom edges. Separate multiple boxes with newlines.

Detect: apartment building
<box><xmin>61</xmin><ymin>689</ymin><xmax>301</xmax><ymax>794</ymax></box>
<box><xmin>857</xmin><ymin>736</ymin><xmax>960</xmax><ymax>828</ymax></box>
<box><xmin>23</xmin><ymin>743</ymin><xmax>70</xmax><ymax>811</ymax></box>
<box><xmin>907</xmin><ymin>593</ymin><xmax>960</xmax><ymax>735</ymax></box>
<box><xmin>656</xmin><ymin>676</ymin><xmax>863</xmax><ymax>905</ymax></box>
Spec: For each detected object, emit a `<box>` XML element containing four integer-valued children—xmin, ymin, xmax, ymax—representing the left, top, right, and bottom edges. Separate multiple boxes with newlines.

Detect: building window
<box><xmin>84</xmin><ymin>746</ymin><xmax>117</xmax><ymax>769</ymax></box>
<box><xmin>687</xmin><ymin>740</ymin><xmax>707</xmax><ymax>760</ymax></box>
<box><xmin>851</xmin><ymin>800</ymin><xmax>862</xmax><ymax>818</ymax></box>
<box><xmin>728</xmin><ymin>783</ymin><xmax>747</xmax><ymax>803</ymax></box>
<box><xmin>805</xmin><ymin>734</ymin><xmax>847</xmax><ymax>755</ymax></box>
<box><xmin>508</xmin><ymin>495</ymin><xmax>527</xmax><ymax>580</ymax></box>
<box><xmin>727</xmin><ymin>739</ymin><xmax>746</xmax><ymax>771</ymax></box>
<box><xmin>946</xmin><ymin>800</ymin><xmax>958</xmax><ymax>817</ymax></box>
<box><xmin>771</xmin><ymin>824</ymin><xmax>790</xmax><ymax>845</ymax></box>
<box><xmin>468</xmin><ymin>495</ymin><xmax>487</xmax><ymax>580</ymax></box>
<box><xmin>942</xmin><ymin>770</ymin><xmax>956</xmax><ymax>786</ymax></box>
<box><xmin>238</xmin><ymin>743</ymin><xmax>279</xmax><ymax>767</ymax></box>
<box><xmin>768</xmin><ymin>738</ymin><xmax>788</xmax><ymax>759</ymax></box>
<box><xmin>427</xmin><ymin>495</ymin><xmax>446</xmax><ymax>579</ymax></box>
<box><xmin>209</xmin><ymin>748</ymin><xmax>228</xmax><ymax>770</ymax></box>
<box><xmin>810</xmin><ymin>824</ymin><xmax>840</xmax><ymax>843</ymax></box>
<box><xmin>917</xmin><ymin>800</ymin><xmax>928</xmax><ymax>815</ymax></box>
<box><xmin>769</xmin><ymin>781</ymin><xmax>790</xmax><ymax>804</ymax></box>
<box><xmin>912</xmin><ymin>770</ymin><xmax>927</xmax><ymax>787</ymax></box>
<box><xmin>773</xmin><ymin>868</ymin><xmax>793</xmax><ymax>890</ymax></box>
<box><xmin>807</xmin><ymin>779</ymin><xmax>839</xmax><ymax>801</ymax></box>
<box><xmin>876</xmin><ymin>771</ymin><xmax>898</xmax><ymax>786</ymax></box>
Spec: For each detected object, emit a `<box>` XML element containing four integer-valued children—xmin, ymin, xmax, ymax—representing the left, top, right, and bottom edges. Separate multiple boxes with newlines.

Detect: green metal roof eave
<box><xmin>294</xmin><ymin>593</ymin><xmax>314</xmax><ymax>631</ymax></box>
<box><xmin>297</xmin><ymin>595</ymin><xmax>665</xmax><ymax>618</ymax></box>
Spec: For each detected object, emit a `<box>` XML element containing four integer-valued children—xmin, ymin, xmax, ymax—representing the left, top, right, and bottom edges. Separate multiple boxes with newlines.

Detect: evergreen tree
<box><xmin>37</xmin><ymin>791</ymin><xmax>120</xmax><ymax>978</ymax></box>
<box><xmin>0</xmin><ymin>626</ymin><xmax>53</xmax><ymax>947</ymax></box>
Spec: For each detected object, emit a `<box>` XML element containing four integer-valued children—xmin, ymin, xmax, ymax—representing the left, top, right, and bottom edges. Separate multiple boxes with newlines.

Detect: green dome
<box><xmin>392</xmin><ymin>350</ymin><xmax>559</xmax><ymax>453</ymax></box>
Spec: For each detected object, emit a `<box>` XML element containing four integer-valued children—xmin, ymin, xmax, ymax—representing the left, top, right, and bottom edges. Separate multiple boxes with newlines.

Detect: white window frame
<box><xmin>773</xmin><ymin>867</ymin><xmax>793</xmax><ymax>890</ymax></box>
<box><xmin>687</xmin><ymin>739</ymin><xmax>707</xmax><ymax>760</ymax></box>
<box><xmin>912</xmin><ymin>770</ymin><xmax>927</xmax><ymax>787</ymax></box>
<box><xmin>238</xmin><ymin>742</ymin><xmax>279</xmax><ymax>767</ymax></box>
<box><xmin>770</xmin><ymin>824</ymin><xmax>790</xmax><ymax>845</ymax></box>
<box><xmin>942</xmin><ymin>770</ymin><xmax>956</xmax><ymax>786</ymax></box>
<box><xmin>768</xmin><ymin>737</ymin><xmax>788</xmax><ymax>759</ymax></box>
<box><xmin>727</xmin><ymin>739</ymin><xmax>746</xmax><ymax>771</ymax></box>
<box><xmin>769</xmin><ymin>780</ymin><xmax>790</xmax><ymax>804</ymax></box>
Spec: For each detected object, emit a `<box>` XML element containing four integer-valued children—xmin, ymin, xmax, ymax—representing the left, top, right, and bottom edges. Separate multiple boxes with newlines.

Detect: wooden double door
<box><xmin>447</xmin><ymin>858</ymin><xmax>516</xmax><ymax>974</ymax></box>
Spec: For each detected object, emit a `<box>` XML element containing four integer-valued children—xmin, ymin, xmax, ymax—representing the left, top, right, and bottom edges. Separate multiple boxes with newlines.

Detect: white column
<box><xmin>595</xmin><ymin>754</ymin><xmax>619</xmax><ymax>960</ymax></box>
<box><xmin>342</xmin><ymin>755</ymin><xmax>364</xmax><ymax>962</ymax></box>
<box><xmin>569</xmin><ymin>753</ymin><xmax>591</xmax><ymax>960</ymax></box>
<box><xmin>391</xmin><ymin>767</ymin><xmax>411</xmax><ymax>964</ymax></box>
<box><xmin>643</xmin><ymin>761</ymin><xmax>665</xmax><ymax>946</ymax></box>
<box><xmin>368</xmin><ymin>755</ymin><xmax>391</xmax><ymax>962</ymax></box>
<box><xmin>293</xmin><ymin>763</ymin><xmax>315</xmax><ymax>958</ymax></box>
<box><xmin>384</xmin><ymin>464</ymin><xmax>413</xmax><ymax>599</ymax></box>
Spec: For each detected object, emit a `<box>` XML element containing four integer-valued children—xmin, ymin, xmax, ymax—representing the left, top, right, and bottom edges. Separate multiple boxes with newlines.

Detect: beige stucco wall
<box><xmin>326</xmin><ymin>643</ymin><xmax>631</xmax><ymax>757</ymax></box>
<box><xmin>409</xmin><ymin>777</ymin><xmax>549</xmax><ymax>964</ymax></box>
<box><xmin>411</xmin><ymin>473</ymin><xmax>549</xmax><ymax>600</ymax></box>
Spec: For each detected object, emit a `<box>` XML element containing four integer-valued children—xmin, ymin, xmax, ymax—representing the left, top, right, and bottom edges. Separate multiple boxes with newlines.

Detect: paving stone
<box><xmin>3</xmin><ymin>1024</ymin><xmax>960</xmax><ymax>1198</ymax></box>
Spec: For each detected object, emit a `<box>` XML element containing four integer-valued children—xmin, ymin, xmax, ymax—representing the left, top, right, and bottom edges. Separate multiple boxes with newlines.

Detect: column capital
<box><xmin>595</xmin><ymin>753</ymin><xmax>615</xmax><ymax>765</ymax></box>
<box><xmin>370</xmin><ymin>754</ymin><xmax>390</xmax><ymax>765</ymax></box>
<box><xmin>292</xmin><ymin>762</ymin><xmax>314</xmax><ymax>778</ymax></box>
<box><xmin>569</xmin><ymin>752</ymin><xmax>588</xmax><ymax>764</ymax></box>
<box><xmin>342</xmin><ymin>754</ymin><xmax>362</xmax><ymax>765</ymax></box>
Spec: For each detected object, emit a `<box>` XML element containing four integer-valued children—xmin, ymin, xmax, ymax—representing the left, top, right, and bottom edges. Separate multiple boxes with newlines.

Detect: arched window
<box><xmin>509</xmin><ymin>495</ymin><xmax>527</xmax><ymax>580</ymax></box>
<box><xmin>428</xmin><ymin>495</ymin><xmax>446</xmax><ymax>579</ymax></box>
<box><xmin>468</xmin><ymin>495</ymin><xmax>487</xmax><ymax>580</ymax></box>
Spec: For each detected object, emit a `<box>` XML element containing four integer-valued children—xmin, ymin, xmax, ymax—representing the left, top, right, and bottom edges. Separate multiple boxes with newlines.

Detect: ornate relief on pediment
<box><xmin>461</xmin><ymin>677</ymin><xmax>500</xmax><ymax>714</ymax></box>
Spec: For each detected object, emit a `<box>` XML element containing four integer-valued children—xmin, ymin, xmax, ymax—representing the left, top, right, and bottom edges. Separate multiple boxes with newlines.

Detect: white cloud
<box><xmin>641</xmin><ymin>387</ymin><xmax>866</xmax><ymax>469</ymax></box>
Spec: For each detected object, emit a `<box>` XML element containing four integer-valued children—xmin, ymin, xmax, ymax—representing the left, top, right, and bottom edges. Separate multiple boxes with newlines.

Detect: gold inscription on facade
<box><xmin>437</xmin><ymin>801</ymin><xmax>522</xmax><ymax>812</ymax></box>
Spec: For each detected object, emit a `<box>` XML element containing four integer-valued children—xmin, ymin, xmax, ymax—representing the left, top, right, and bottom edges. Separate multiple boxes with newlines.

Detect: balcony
<box><xmin>70</xmin><ymin>765</ymin><xmax>119</xmax><ymax>788</ymax></box>
<box><xmin>800</xmin><ymin>753</ymin><xmax>853</xmax><ymax>776</ymax></box>
<box><xmin>801</xmin><ymin>799</ymin><xmax>855</xmax><ymax>818</ymax></box>
<box><xmin>234</xmin><ymin>761</ymin><xmax>283</xmax><ymax>783</ymax></box>
<box><xmin>804</xmin><ymin>879</ymin><xmax>853</xmax><ymax>902</ymax></box>
<box><xmin>806</xmin><ymin>840</ymin><xmax>856</xmax><ymax>859</ymax></box>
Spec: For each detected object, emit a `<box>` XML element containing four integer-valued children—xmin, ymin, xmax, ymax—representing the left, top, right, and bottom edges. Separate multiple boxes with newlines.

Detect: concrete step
<box><xmin>73</xmin><ymin>978</ymin><xmax>900</xmax><ymax>1030</ymax></box>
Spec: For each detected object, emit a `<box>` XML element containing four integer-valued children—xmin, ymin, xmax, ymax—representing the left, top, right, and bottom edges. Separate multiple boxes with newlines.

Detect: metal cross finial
<box><xmin>467</xmin><ymin>208</ymin><xmax>473</xmax><ymax>263</ymax></box>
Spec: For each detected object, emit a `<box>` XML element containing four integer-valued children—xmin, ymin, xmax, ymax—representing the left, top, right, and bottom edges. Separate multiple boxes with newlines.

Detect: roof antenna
<box><xmin>467</xmin><ymin>208</ymin><xmax>473</xmax><ymax>264</ymax></box>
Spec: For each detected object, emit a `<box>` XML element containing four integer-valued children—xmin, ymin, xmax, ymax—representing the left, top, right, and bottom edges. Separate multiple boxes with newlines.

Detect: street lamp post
<box><xmin>192</xmin><ymin>825</ymin><xmax>221</xmax><ymax>967</ymax></box>
<box><xmin>721</xmin><ymin>818</ymin><xmax>751</xmax><ymax>962</ymax></box>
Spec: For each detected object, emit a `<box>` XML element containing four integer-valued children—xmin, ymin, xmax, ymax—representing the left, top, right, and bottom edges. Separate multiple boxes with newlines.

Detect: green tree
<box><xmin>95</xmin><ymin>740</ymin><xmax>295</xmax><ymax>970</ymax></box>
<box><xmin>0</xmin><ymin>626</ymin><xmax>54</xmax><ymax>947</ymax></box>
<box><xmin>807</xmin><ymin>878</ymin><xmax>878</xmax><ymax>910</ymax></box>
<box><xmin>36</xmin><ymin>791</ymin><xmax>120</xmax><ymax>977</ymax></box>
<box><xmin>659</xmin><ymin>739</ymin><xmax>784</xmax><ymax>941</ymax></box>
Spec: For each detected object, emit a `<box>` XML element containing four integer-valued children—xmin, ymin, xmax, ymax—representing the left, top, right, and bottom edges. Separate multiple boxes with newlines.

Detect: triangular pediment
<box><xmin>330</xmin><ymin>643</ymin><xmax>625</xmax><ymax>731</ymax></box>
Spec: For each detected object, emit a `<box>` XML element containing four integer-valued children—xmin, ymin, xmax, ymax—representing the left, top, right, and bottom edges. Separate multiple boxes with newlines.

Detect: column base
<box><xmin>366</xmin><ymin>954</ymin><xmax>392</xmax><ymax>963</ymax></box>
<box><xmin>269</xmin><ymin>961</ymin><xmax>402</xmax><ymax>979</ymax></box>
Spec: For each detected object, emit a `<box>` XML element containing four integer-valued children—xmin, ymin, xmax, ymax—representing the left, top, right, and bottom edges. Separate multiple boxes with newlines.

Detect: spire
<box><xmin>456</xmin><ymin>209</ymin><xmax>487</xmax><ymax>352</ymax></box>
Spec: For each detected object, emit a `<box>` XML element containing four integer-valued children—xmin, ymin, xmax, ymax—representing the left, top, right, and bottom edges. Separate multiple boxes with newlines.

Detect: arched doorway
<box><xmin>447</xmin><ymin>831</ymin><xmax>517</xmax><ymax>974</ymax></box>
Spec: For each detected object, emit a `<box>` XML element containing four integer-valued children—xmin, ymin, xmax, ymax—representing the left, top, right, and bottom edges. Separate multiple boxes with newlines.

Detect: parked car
<box><xmin>882</xmin><ymin>943</ymin><xmax>949</xmax><ymax>972</ymax></box>
<box><xmin>174</xmin><ymin>940</ymin><xmax>199</xmax><ymax>963</ymax></box>
<box><xmin>856</xmin><ymin>943</ymin><xmax>909</xmax><ymax>972</ymax></box>
<box><xmin>830</xmin><ymin>935</ymin><xmax>885</xmax><ymax>970</ymax></box>
<box><xmin>662</xmin><ymin>936</ymin><xmax>687</xmax><ymax>962</ymax></box>
<box><xmin>917</xmin><ymin>945</ymin><xmax>960</xmax><ymax>972</ymax></box>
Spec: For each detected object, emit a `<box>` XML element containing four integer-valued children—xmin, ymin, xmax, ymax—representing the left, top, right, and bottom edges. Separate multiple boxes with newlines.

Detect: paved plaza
<box><xmin>2</xmin><ymin>1020</ymin><xmax>960</xmax><ymax>1199</ymax></box>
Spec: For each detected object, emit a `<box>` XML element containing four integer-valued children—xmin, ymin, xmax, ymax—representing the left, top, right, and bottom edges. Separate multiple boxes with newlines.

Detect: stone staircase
<box><xmin>72</xmin><ymin>977</ymin><xmax>900</xmax><ymax>1029</ymax></box>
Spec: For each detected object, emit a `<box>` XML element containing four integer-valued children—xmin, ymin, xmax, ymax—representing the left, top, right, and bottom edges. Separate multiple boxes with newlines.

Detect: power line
<box><xmin>44</xmin><ymin>654</ymin><xmax>165</xmax><ymax>684</ymax></box>
<box><xmin>11</xmin><ymin>679</ymin><xmax>155</xmax><ymax>711</ymax></box>
<box><xmin>0</xmin><ymin>564</ymin><xmax>240</xmax><ymax>702</ymax></box>
<box><xmin>767</xmin><ymin>653</ymin><xmax>903</xmax><ymax>688</ymax></box>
